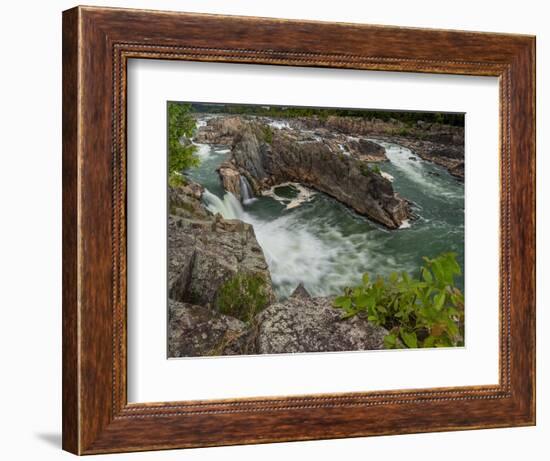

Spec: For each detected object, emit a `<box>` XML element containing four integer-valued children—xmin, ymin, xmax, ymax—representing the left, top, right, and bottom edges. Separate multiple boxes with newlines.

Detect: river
<box><xmin>185</xmin><ymin>126</ymin><xmax>464</xmax><ymax>300</ymax></box>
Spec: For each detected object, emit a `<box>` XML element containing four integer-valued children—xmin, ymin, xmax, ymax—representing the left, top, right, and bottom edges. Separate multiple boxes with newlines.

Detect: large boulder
<box><xmin>168</xmin><ymin>299</ymin><xmax>249</xmax><ymax>357</ymax></box>
<box><xmin>168</xmin><ymin>215</ymin><xmax>273</xmax><ymax>309</ymax></box>
<box><xmin>254</xmin><ymin>295</ymin><xmax>389</xmax><ymax>354</ymax></box>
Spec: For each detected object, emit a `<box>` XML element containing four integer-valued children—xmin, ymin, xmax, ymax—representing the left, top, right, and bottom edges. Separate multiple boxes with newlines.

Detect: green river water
<box><xmin>185</xmin><ymin>126</ymin><xmax>464</xmax><ymax>300</ymax></box>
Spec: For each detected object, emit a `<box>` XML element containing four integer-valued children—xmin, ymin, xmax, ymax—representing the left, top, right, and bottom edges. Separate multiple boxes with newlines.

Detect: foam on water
<box><xmin>269</xmin><ymin>120</ymin><xmax>291</xmax><ymax>130</ymax></box>
<box><xmin>202</xmin><ymin>190</ymin><xmax>393</xmax><ymax>298</ymax></box>
<box><xmin>377</xmin><ymin>141</ymin><xmax>462</xmax><ymax>200</ymax></box>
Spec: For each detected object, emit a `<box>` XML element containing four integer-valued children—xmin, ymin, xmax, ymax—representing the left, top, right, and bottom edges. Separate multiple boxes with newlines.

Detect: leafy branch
<box><xmin>333</xmin><ymin>253</ymin><xmax>464</xmax><ymax>349</ymax></box>
<box><xmin>168</xmin><ymin>102</ymin><xmax>199</xmax><ymax>184</ymax></box>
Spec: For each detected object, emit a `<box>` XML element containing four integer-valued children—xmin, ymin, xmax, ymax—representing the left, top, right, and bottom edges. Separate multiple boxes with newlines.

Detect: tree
<box><xmin>168</xmin><ymin>102</ymin><xmax>199</xmax><ymax>185</ymax></box>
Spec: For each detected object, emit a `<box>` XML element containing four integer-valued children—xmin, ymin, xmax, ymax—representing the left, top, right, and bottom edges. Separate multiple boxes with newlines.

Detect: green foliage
<box><xmin>398</xmin><ymin>127</ymin><xmax>412</xmax><ymax>136</ymax></box>
<box><xmin>168</xmin><ymin>102</ymin><xmax>199</xmax><ymax>175</ymax></box>
<box><xmin>262</xmin><ymin>125</ymin><xmax>273</xmax><ymax>144</ymax></box>
<box><xmin>216</xmin><ymin>273</ymin><xmax>270</xmax><ymax>322</ymax></box>
<box><xmin>333</xmin><ymin>253</ymin><xmax>465</xmax><ymax>349</ymax></box>
<box><xmin>360</xmin><ymin>163</ymin><xmax>382</xmax><ymax>177</ymax></box>
<box><xmin>168</xmin><ymin>171</ymin><xmax>187</xmax><ymax>188</ymax></box>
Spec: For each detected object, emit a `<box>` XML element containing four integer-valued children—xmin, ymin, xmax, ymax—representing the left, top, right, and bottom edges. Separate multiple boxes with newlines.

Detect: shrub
<box><xmin>168</xmin><ymin>102</ymin><xmax>200</xmax><ymax>174</ymax></box>
<box><xmin>216</xmin><ymin>273</ymin><xmax>270</xmax><ymax>322</ymax></box>
<box><xmin>360</xmin><ymin>163</ymin><xmax>382</xmax><ymax>177</ymax></box>
<box><xmin>371</xmin><ymin>164</ymin><xmax>382</xmax><ymax>175</ymax></box>
<box><xmin>398</xmin><ymin>127</ymin><xmax>411</xmax><ymax>136</ymax></box>
<box><xmin>168</xmin><ymin>171</ymin><xmax>186</xmax><ymax>188</ymax></box>
<box><xmin>262</xmin><ymin>125</ymin><xmax>274</xmax><ymax>144</ymax></box>
<box><xmin>333</xmin><ymin>253</ymin><xmax>464</xmax><ymax>349</ymax></box>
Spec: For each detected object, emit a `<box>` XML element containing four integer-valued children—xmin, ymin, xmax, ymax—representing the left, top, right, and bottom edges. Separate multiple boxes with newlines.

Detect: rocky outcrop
<box><xmin>168</xmin><ymin>181</ymin><xmax>209</xmax><ymax>219</ymax></box>
<box><xmin>346</xmin><ymin>138</ymin><xmax>387</xmax><ymax>161</ymax></box>
<box><xmin>168</xmin><ymin>299</ymin><xmax>249</xmax><ymax>357</ymax></box>
<box><xmin>168</xmin><ymin>214</ymin><xmax>273</xmax><ymax>309</ymax></box>
<box><xmin>291</xmin><ymin>115</ymin><xmax>465</xmax><ymax>180</ymax></box>
<box><xmin>217</xmin><ymin>161</ymin><xmax>242</xmax><ymax>199</ymax></box>
<box><xmin>254</xmin><ymin>289</ymin><xmax>388</xmax><ymax>354</ymax></box>
<box><xmin>193</xmin><ymin>115</ymin><xmax>246</xmax><ymax>144</ymax></box>
<box><xmin>168</xmin><ymin>182</ymin><xmax>274</xmax><ymax>311</ymax></box>
<box><xmin>228</xmin><ymin>127</ymin><xmax>409</xmax><ymax>228</ymax></box>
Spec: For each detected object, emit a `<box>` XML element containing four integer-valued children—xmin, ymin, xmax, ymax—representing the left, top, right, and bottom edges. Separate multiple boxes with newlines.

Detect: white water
<box><xmin>377</xmin><ymin>141</ymin><xmax>461</xmax><ymax>200</ymax></box>
<box><xmin>202</xmin><ymin>189</ymin><xmax>243</xmax><ymax>220</ymax></box>
<box><xmin>268</xmin><ymin>120</ymin><xmax>291</xmax><ymax>130</ymax></box>
<box><xmin>200</xmin><ymin>188</ymin><xmax>392</xmax><ymax>297</ymax></box>
<box><xmin>239</xmin><ymin>175</ymin><xmax>257</xmax><ymax>205</ymax></box>
<box><xmin>193</xmin><ymin>142</ymin><xmax>212</xmax><ymax>160</ymax></box>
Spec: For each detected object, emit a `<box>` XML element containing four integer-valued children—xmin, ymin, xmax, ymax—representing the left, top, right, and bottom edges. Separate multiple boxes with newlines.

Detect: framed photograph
<box><xmin>62</xmin><ymin>6</ymin><xmax>536</xmax><ymax>455</ymax></box>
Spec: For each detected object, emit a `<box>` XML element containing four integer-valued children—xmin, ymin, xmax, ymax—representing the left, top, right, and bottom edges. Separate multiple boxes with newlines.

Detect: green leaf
<box><xmin>383</xmin><ymin>333</ymin><xmax>397</xmax><ymax>349</ymax></box>
<box><xmin>362</xmin><ymin>273</ymin><xmax>370</xmax><ymax>285</ymax></box>
<box><xmin>400</xmin><ymin>330</ymin><xmax>418</xmax><ymax>348</ymax></box>
<box><xmin>354</xmin><ymin>294</ymin><xmax>370</xmax><ymax>309</ymax></box>
<box><xmin>434</xmin><ymin>292</ymin><xmax>446</xmax><ymax>310</ymax></box>
<box><xmin>422</xmin><ymin>268</ymin><xmax>433</xmax><ymax>283</ymax></box>
<box><xmin>423</xmin><ymin>335</ymin><xmax>437</xmax><ymax>348</ymax></box>
<box><xmin>333</xmin><ymin>296</ymin><xmax>350</xmax><ymax>308</ymax></box>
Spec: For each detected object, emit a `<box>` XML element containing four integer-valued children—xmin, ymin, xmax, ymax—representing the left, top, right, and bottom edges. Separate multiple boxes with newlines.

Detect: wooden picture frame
<box><xmin>62</xmin><ymin>5</ymin><xmax>536</xmax><ymax>455</ymax></box>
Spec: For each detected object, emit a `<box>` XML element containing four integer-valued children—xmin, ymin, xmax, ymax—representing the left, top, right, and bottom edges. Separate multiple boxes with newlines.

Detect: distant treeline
<box><xmin>187</xmin><ymin>102</ymin><xmax>464</xmax><ymax>127</ymax></box>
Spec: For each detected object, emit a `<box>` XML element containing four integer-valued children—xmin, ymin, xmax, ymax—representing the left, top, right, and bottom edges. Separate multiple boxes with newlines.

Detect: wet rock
<box><xmin>168</xmin><ymin>299</ymin><xmax>249</xmax><ymax>357</ymax></box>
<box><xmin>255</xmin><ymin>296</ymin><xmax>388</xmax><ymax>354</ymax></box>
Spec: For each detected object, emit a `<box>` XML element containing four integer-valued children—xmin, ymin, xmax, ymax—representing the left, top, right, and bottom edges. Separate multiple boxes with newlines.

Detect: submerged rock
<box><xmin>254</xmin><ymin>296</ymin><xmax>388</xmax><ymax>354</ymax></box>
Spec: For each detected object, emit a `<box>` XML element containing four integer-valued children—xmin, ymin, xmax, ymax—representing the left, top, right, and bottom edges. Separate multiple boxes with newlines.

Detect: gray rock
<box><xmin>232</xmin><ymin>127</ymin><xmax>410</xmax><ymax>228</ymax></box>
<box><xmin>169</xmin><ymin>182</ymin><xmax>210</xmax><ymax>220</ymax></box>
<box><xmin>217</xmin><ymin>161</ymin><xmax>242</xmax><ymax>200</ymax></box>
<box><xmin>289</xmin><ymin>282</ymin><xmax>311</xmax><ymax>299</ymax></box>
<box><xmin>168</xmin><ymin>299</ymin><xmax>249</xmax><ymax>357</ymax></box>
<box><xmin>254</xmin><ymin>296</ymin><xmax>388</xmax><ymax>354</ymax></box>
<box><xmin>345</xmin><ymin>138</ymin><xmax>387</xmax><ymax>161</ymax></box>
<box><xmin>232</xmin><ymin>126</ymin><xmax>268</xmax><ymax>180</ymax></box>
<box><xmin>168</xmin><ymin>182</ymin><xmax>274</xmax><ymax>310</ymax></box>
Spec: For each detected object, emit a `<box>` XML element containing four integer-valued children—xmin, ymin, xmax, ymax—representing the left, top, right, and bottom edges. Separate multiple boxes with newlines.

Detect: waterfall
<box><xmin>202</xmin><ymin>189</ymin><xmax>244</xmax><ymax>220</ymax></box>
<box><xmin>239</xmin><ymin>175</ymin><xmax>256</xmax><ymax>205</ymax></box>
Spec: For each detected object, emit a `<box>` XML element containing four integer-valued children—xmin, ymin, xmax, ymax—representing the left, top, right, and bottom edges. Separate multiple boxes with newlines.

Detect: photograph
<box><xmin>167</xmin><ymin>102</ymin><xmax>466</xmax><ymax>357</ymax></box>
